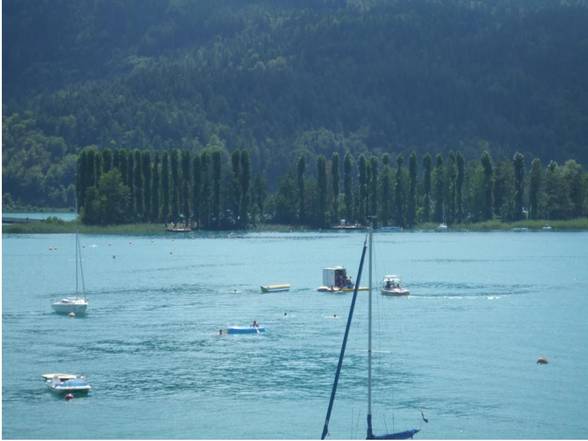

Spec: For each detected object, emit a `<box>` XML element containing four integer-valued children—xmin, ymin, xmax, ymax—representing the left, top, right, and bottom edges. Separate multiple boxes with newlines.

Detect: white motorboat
<box><xmin>380</xmin><ymin>275</ymin><xmax>410</xmax><ymax>296</ymax></box>
<box><xmin>52</xmin><ymin>220</ymin><xmax>88</xmax><ymax>315</ymax></box>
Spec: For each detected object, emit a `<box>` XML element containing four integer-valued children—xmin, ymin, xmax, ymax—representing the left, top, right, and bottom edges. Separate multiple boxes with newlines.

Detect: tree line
<box><xmin>78</xmin><ymin>147</ymin><xmax>587</xmax><ymax>228</ymax></box>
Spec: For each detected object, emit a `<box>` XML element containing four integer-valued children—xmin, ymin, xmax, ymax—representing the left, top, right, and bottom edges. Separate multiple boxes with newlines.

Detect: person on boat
<box><xmin>219</xmin><ymin>329</ymin><xmax>223</xmax><ymax>335</ymax></box>
<box><xmin>252</xmin><ymin>320</ymin><xmax>258</xmax><ymax>327</ymax></box>
<box><xmin>385</xmin><ymin>280</ymin><xmax>391</xmax><ymax>289</ymax></box>
<box><xmin>346</xmin><ymin>277</ymin><xmax>353</xmax><ymax>288</ymax></box>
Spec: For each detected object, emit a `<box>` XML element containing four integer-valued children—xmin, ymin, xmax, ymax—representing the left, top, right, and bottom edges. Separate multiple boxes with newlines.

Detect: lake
<box><xmin>2</xmin><ymin>230</ymin><xmax>588</xmax><ymax>439</ymax></box>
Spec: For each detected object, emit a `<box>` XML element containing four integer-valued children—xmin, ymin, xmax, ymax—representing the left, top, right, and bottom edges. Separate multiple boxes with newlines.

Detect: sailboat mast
<box><xmin>75</xmin><ymin>227</ymin><xmax>79</xmax><ymax>294</ymax></box>
<box><xmin>367</xmin><ymin>223</ymin><xmax>374</xmax><ymax>438</ymax></box>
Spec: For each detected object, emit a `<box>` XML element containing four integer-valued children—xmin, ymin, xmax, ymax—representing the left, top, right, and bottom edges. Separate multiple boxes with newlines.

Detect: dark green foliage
<box><xmin>380</xmin><ymin>154</ymin><xmax>392</xmax><ymax>225</ymax></box>
<box><xmin>81</xmin><ymin>169</ymin><xmax>130</xmax><ymax>225</ymax></box>
<box><xmin>199</xmin><ymin>152</ymin><xmax>211</xmax><ymax>228</ymax></box>
<box><xmin>446</xmin><ymin>152</ymin><xmax>457</xmax><ymax>225</ymax></box>
<box><xmin>369</xmin><ymin>156</ymin><xmax>378</xmax><ymax>219</ymax></box>
<box><xmin>231</xmin><ymin>150</ymin><xmax>241</xmax><ymax>224</ymax></box>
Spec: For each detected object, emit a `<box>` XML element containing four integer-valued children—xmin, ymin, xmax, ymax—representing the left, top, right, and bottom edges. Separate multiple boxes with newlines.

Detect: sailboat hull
<box><xmin>368</xmin><ymin>429</ymin><xmax>420</xmax><ymax>439</ymax></box>
<box><xmin>51</xmin><ymin>298</ymin><xmax>88</xmax><ymax>315</ymax></box>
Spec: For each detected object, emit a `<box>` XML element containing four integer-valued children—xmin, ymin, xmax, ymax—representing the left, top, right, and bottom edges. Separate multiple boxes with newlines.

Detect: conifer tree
<box><xmin>170</xmin><ymin>149</ymin><xmax>180</xmax><ymax>222</ymax></box>
<box><xmin>161</xmin><ymin>152</ymin><xmax>170</xmax><ymax>223</ymax></box>
<box><xmin>297</xmin><ymin>155</ymin><xmax>306</xmax><ymax>224</ymax></box>
<box><xmin>528</xmin><ymin>158</ymin><xmax>542</xmax><ymax>220</ymax></box>
<box><xmin>240</xmin><ymin>150</ymin><xmax>251</xmax><ymax>228</ymax></box>
<box><xmin>142</xmin><ymin>151</ymin><xmax>152</xmax><ymax>222</ymax></box>
<box><xmin>133</xmin><ymin>150</ymin><xmax>144</xmax><ymax>220</ymax></box>
<box><xmin>192</xmin><ymin>154</ymin><xmax>201</xmax><ymax>225</ymax></box>
<box><xmin>181</xmin><ymin>150</ymin><xmax>191</xmax><ymax>223</ymax></box>
<box><xmin>331</xmin><ymin>152</ymin><xmax>340</xmax><ymax>224</ymax></box>
<box><xmin>480</xmin><ymin>151</ymin><xmax>494</xmax><ymax>220</ymax></box>
<box><xmin>395</xmin><ymin>155</ymin><xmax>405</xmax><ymax>227</ymax></box>
<box><xmin>381</xmin><ymin>154</ymin><xmax>391</xmax><ymax>225</ymax></box>
<box><xmin>369</xmin><ymin>156</ymin><xmax>378</xmax><ymax>219</ymax></box>
<box><xmin>358</xmin><ymin>154</ymin><xmax>367</xmax><ymax>223</ymax></box>
<box><xmin>317</xmin><ymin>155</ymin><xmax>328</xmax><ymax>227</ymax></box>
<box><xmin>456</xmin><ymin>152</ymin><xmax>465</xmax><ymax>223</ymax></box>
<box><xmin>231</xmin><ymin>150</ymin><xmax>241</xmax><ymax>224</ymax></box>
<box><xmin>513</xmin><ymin>152</ymin><xmax>525</xmax><ymax>220</ymax></box>
<box><xmin>447</xmin><ymin>152</ymin><xmax>457</xmax><ymax>224</ymax></box>
<box><xmin>151</xmin><ymin>153</ymin><xmax>160</xmax><ymax>222</ymax></box>
<box><xmin>212</xmin><ymin>150</ymin><xmax>222</xmax><ymax>228</ymax></box>
<box><xmin>433</xmin><ymin>154</ymin><xmax>445</xmax><ymax>223</ymax></box>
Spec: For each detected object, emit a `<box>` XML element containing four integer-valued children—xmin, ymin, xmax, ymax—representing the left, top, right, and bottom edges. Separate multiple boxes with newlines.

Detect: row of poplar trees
<box><xmin>274</xmin><ymin>150</ymin><xmax>586</xmax><ymax>228</ymax></box>
<box><xmin>77</xmin><ymin>147</ymin><xmax>586</xmax><ymax>228</ymax></box>
<box><xmin>76</xmin><ymin>147</ymin><xmax>257</xmax><ymax>227</ymax></box>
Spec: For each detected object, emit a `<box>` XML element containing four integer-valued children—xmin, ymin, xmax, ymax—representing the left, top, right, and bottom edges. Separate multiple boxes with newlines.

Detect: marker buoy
<box><xmin>65</xmin><ymin>393</ymin><xmax>74</xmax><ymax>401</ymax></box>
<box><xmin>537</xmin><ymin>356</ymin><xmax>549</xmax><ymax>365</ymax></box>
<box><xmin>68</xmin><ymin>312</ymin><xmax>76</xmax><ymax>318</ymax></box>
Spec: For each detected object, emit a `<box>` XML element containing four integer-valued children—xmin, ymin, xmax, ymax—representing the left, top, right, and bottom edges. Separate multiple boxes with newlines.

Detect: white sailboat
<box><xmin>321</xmin><ymin>224</ymin><xmax>422</xmax><ymax>440</ymax></box>
<box><xmin>52</xmin><ymin>226</ymin><xmax>88</xmax><ymax>315</ymax></box>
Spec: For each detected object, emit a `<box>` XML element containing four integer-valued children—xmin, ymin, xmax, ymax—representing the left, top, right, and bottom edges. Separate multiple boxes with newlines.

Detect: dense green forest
<box><xmin>77</xmin><ymin>146</ymin><xmax>588</xmax><ymax>228</ymax></box>
<box><xmin>3</xmin><ymin>0</ymin><xmax>588</xmax><ymax>209</ymax></box>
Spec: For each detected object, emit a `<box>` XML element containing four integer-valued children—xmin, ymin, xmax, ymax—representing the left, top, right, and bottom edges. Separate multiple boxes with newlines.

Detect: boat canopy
<box><xmin>322</xmin><ymin>267</ymin><xmax>348</xmax><ymax>288</ymax></box>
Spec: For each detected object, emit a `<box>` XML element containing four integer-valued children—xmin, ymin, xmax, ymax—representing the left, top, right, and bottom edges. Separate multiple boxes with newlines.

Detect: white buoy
<box><xmin>68</xmin><ymin>312</ymin><xmax>76</xmax><ymax>318</ymax></box>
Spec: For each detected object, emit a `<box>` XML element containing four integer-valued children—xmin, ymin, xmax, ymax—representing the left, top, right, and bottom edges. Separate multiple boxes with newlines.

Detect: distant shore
<box><xmin>3</xmin><ymin>218</ymin><xmax>588</xmax><ymax>235</ymax></box>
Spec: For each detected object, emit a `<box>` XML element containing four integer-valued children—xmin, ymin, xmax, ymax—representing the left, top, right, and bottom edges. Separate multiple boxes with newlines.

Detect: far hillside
<box><xmin>3</xmin><ymin>0</ymin><xmax>588</xmax><ymax>208</ymax></box>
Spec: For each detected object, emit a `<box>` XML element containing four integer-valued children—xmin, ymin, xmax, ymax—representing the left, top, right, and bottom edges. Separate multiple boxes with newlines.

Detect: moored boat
<box><xmin>44</xmin><ymin>374</ymin><xmax>91</xmax><ymax>394</ymax></box>
<box><xmin>380</xmin><ymin>275</ymin><xmax>410</xmax><ymax>296</ymax></box>
<box><xmin>260</xmin><ymin>284</ymin><xmax>290</xmax><ymax>293</ymax></box>
<box><xmin>226</xmin><ymin>325</ymin><xmax>266</xmax><ymax>334</ymax></box>
<box><xmin>52</xmin><ymin>297</ymin><xmax>88</xmax><ymax>315</ymax></box>
<box><xmin>317</xmin><ymin>266</ymin><xmax>368</xmax><ymax>293</ymax></box>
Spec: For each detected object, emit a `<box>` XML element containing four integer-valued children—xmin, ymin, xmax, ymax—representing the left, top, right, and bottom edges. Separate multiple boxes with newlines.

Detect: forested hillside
<box><xmin>3</xmin><ymin>0</ymin><xmax>588</xmax><ymax>208</ymax></box>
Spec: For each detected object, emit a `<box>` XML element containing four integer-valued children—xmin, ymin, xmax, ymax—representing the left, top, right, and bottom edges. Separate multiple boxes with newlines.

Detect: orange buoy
<box><xmin>537</xmin><ymin>356</ymin><xmax>549</xmax><ymax>365</ymax></box>
<box><xmin>65</xmin><ymin>393</ymin><xmax>74</xmax><ymax>401</ymax></box>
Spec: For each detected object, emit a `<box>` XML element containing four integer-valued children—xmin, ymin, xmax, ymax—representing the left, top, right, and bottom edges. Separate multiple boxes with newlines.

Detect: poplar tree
<box><xmin>297</xmin><ymin>155</ymin><xmax>306</xmax><ymax>223</ymax></box>
<box><xmin>161</xmin><ymin>152</ymin><xmax>170</xmax><ymax>223</ymax></box>
<box><xmin>381</xmin><ymin>154</ymin><xmax>391</xmax><ymax>225</ymax></box>
<box><xmin>513</xmin><ymin>152</ymin><xmax>525</xmax><ymax>220</ymax></box>
<box><xmin>447</xmin><ymin>152</ymin><xmax>457</xmax><ymax>224</ymax></box>
<box><xmin>369</xmin><ymin>156</ymin><xmax>378</xmax><ymax>219</ymax></box>
<box><xmin>481</xmin><ymin>151</ymin><xmax>494</xmax><ymax>220</ymax></box>
<box><xmin>200</xmin><ymin>152</ymin><xmax>211</xmax><ymax>228</ymax></box>
<box><xmin>133</xmin><ymin>150</ymin><xmax>144</xmax><ymax>220</ymax></box>
<box><xmin>142</xmin><ymin>151</ymin><xmax>152</xmax><ymax>222</ymax></box>
<box><xmin>456</xmin><ymin>152</ymin><xmax>465</xmax><ymax>223</ymax></box>
<box><xmin>433</xmin><ymin>154</ymin><xmax>445</xmax><ymax>223</ymax></box>
<box><xmin>192</xmin><ymin>154</ymin><xmax>201</xmax><ymax>225</ymax></box>
<box><xmin>240</xmin><ymin>150</ymin><xmax>251</xmax><ymax>228</ymax></box>
<box><xmin>343</xmin><ymin>153</ymin><xmax>353</xmax><ymax>223</ymax></box>
<box><xmin>358</xmin><ymin>154</ymin><xmax>367</xmax><ymax>223</ymax></box>
<box><xmin>422</xmin><ymin>154</ymin><xmax>432</xmax><ymax>223</ymax></box>
<box><xmin>331</xmin><ymin>152</ymin><xmax>340</xmax><ymax>223</ymax></box>
<box><xmin>151</xmin><ymin>153</ymin><xmax>160</xmax><ymax>222</ymax></box>
<box><xmin>528</xmin><ymin>158</ymin><xmax>542</xmax><ymax>220</ymax></box>
<box><xmin>181</xmin><ymin>150</ymin><xmax>191</xmax><ymax>223</ymax></box>
<box><xmin>170</xmin><ymin>149</ymin><xmax>180</xmax><ymax>222</ymax></box>
<box><xmin>212</xmin><ymin>150</ymin><xmax>222</xmax><ymax>228</ymax></box>
<box><xmin>231</xmin><ymin>150</ymin><xmax>241</xmax><ymax>224</ymax></box>
<box><xmin>101</xmin><ymin>149</ymin><xmax>113</xmax><ymax>174</ymax></box>
<box><xmin>407</xmin><ymin>152</ymin><xmax>417</xmax><ymax>228</ymax></box>
<box><xmin>395</xmin><ymin>155</ymin><xmax>405</xmax><ymax>227</ymax></box>
<box><xmin>317</xmin><ymin>155</ymin><xmax>328</xmax><ymax>227</ymax></box>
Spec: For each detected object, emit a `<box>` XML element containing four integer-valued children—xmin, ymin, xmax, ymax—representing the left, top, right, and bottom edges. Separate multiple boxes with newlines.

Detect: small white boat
<box><xmin>380</xmin><ymin>275</ymin><xmax>410</xmax><ymax>296</ymax></box>
<box><xmin>436</xmin><ymin>223</ymin><xmax>448</xmax><ymax>231</ymax></box>
<box><xmin>260</xmin><ymin>284</ymin><xmax>290</xmax><ymax>293</ymax></box>
<box><xmin>52</xmin><ymin>297</ymin><xmax>88</xmax><ymax>315</ymax></box>
<box><xmin>44</xmin><ymin>374</ymin><xmax>91</xmax><ymax>394</ymax></box>
<box><xmin>226</xmin><ymin>325</ymin><xmax>266</xmax><ymax>335</ymax></box>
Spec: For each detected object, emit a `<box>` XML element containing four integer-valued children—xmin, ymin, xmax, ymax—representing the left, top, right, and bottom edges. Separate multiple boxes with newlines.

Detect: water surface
<box><xmin>3</xmin><ymin>231</ymin><xmax>588</xmax><ymax>438</ymax></box>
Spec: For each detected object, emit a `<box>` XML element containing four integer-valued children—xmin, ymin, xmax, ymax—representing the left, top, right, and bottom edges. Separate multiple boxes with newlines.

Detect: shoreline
<box><xmin>3</xmin><ymin>218</ymin><xmax>588</xmax><ymax>235</ymax></box>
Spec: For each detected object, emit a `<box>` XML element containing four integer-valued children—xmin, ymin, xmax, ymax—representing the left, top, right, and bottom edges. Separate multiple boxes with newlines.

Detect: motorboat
<box><xmin>317</xmin><ymin>266</ymin><xmax>368</xmax><ymax>293</ymax></box>
<box><xmin>260</xmin><ymin>284</ymin><xmax>290</xmax><ymax>293</ymax></box>
<box><xmin>44</xmin><ymin>373</ymin><xmax>91</xmax><ymax>394</ymax></box>
<box><xmin>380</xmin><ymin>275</ymin><xmax>410</xmax><ymax>296</ymax></box>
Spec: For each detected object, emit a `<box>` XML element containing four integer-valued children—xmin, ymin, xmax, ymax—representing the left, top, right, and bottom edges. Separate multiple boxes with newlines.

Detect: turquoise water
<box><xmin>2</xmin><ymin>231</ymin><xmax>588</xmax><ymax>439</ymax></box>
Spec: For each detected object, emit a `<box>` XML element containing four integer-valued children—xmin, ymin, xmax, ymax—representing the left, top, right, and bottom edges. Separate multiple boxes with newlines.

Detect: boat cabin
<box><xmin>323</xmin><ymin>267</ymin><xmax>353</xmax><ymax>289</ymax></box>
<box><xmin>383</xmin><ymin>275</ymin><xmax>401</xmax><ymax>289</ymax></box>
